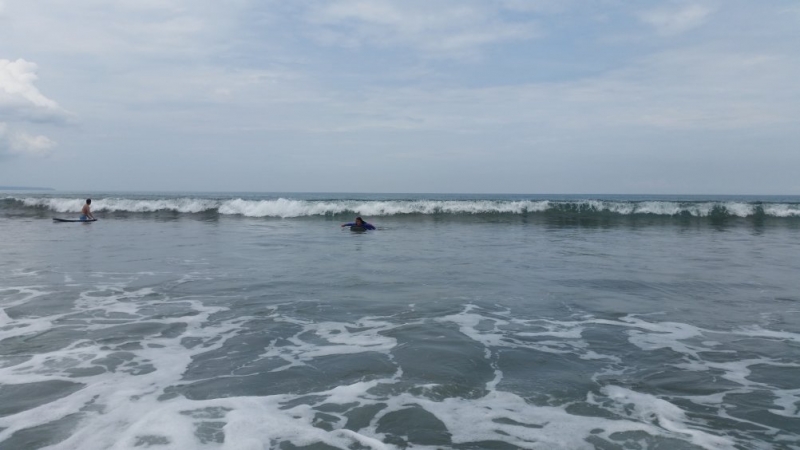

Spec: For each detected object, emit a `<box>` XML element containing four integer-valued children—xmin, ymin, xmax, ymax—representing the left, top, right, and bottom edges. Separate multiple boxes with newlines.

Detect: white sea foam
<box><xmin>770</xmin><ymin>388</ymin><xmax>800</xmax><ymax>418</ymax></box>
<box><xmin>723</xmin><ymin>202</ymin><xmax>756</xmax><ymax>217</ymax></box>
<box><xmin>19</xmin><ymin>197</ymin><xmax>220</xmax><ymax>213</ymax></box>
<box><xmin>21</xmin><ymin>197</ymin><xmax>86</xmax><ymax>212</ymax></box>
<box><xmin>732</xmin><ymin>325</ymin><xmax>800</xmax><ymax>344</ymax></box>
<box><xmin>438</xmin><ymin>308</ymin><xmax>623</xmax><ymax>360</ymax></box>
<box><xmin>218</xmin><ymin>198</ymin><xmax>348</xmax><ymax>218</ymax></box>
<box><xmin>0</xmin><ymin>272</ymin><xmax>414</xmax><ymax>449</ymax></box>
<box><xmin>763</xmin><ymin>203</ymin><xmax>800</xmax><ymax>217</ymax></box>
<box><xmin>2</xmin><ymin>284</ymin><xmax>798</xmax><ymax>450</ymax></box>
<box><xmin>98</xmin><ymin>198</ymin><xmax>219</xmax><ymax>213</ymax></box>
<box><xmin>633</xmin><ymin>201</ymin><xmax>682</xmax><ymax>215</ymax></box>
<box><xmin>442</xmin><ymin>307</ymin><xmax>800</xmax><ymax>445</ymax></box>
<box><xmin>217</xmin><ymin>199</ymin><xmax>553</xmax><ymax>217</ymax></box>
<box><xmin>621</xmin><ymin>318</ymin><xmax>706</xmax><ymax>359</ymax></box>
<box><xmin>0</xmin><ymin>273</ymin><xmax>240</xmax><ymax>448</ymax></box>
<box><xmin>599</xmin><ymin>386</ymin><xmax>735</xmax><ymax>448</ymax></box>
<box><xmin>258</xmin><ymin>317</ymin><xmax>401</xmax><ymax>371</ymax></box>
<box><xmin>0</xmin><ymin>286</ymin><xmax>50</xmax><ymax>309</ymax></box>
<box><xmin>0</xmin><ymin>287</ymin><xmax>57</xmax><ymax>342</ymax></box>
<box><xmin>10</xmin><ymin>195</ymin><xmax>800</xmax><ymax>218</ymax></box>
<box><xmin>588</xmin><ymin>200</ymin><xmax>640</xmax><ymax>215</ymax></box>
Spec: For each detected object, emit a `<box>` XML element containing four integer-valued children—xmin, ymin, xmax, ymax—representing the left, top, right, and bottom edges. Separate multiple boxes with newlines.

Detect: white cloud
<box><xmin>289</xmin><ymin>46</ymin><xmax>800</xmax><ymax>134</ymax></box>
<box><xmin>0</xmin><ymin>122</ymin><xmax>57</xmax><ymax>157</ymax></box>
<box><xmin>640</xmin><ymin>4</ymin><xmax>715</xmax><ymax>36</ymax></box>
<box><xmin>500</xmin><ymin>0</ymin><xmax>573</xmax><ymax>14</ymax></box>
<box><xmin>10</xmin><ymin>131</ymin><xmax>57</xmax><ymax>157</ymax></box>
<box><xmin>0</xmin><ymin>58</ymin><xmax>68</xmax><ymax>122</ymax></box>
<box><xmin>0</xmin><ymin>1</ymin><xmax>230</xmax><ymax>60</ymax></box>
<box><xmin>302</xmin><ymin>0</ymin><xmax>539</xmax><ymax>57</ymax></box>
<box><xmin>0</xmin><ymin>59</ymin><xmax>64</xmax><ymax>158</ymax></box>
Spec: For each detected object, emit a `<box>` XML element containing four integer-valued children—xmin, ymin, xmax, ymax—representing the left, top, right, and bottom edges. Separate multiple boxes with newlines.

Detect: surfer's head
<box><xmin>86</xmin><ymin>199</ymin><xmax>91</xmax><ymax>205</ymax></box>
<box><xmin>355</xmin><ymin>217</ymin><xmax>364</xmax><ymax>225</ymax></box>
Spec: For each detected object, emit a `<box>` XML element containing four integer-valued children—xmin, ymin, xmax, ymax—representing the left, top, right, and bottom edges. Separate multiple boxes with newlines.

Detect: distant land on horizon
<box><xmin>0</xmin><ymin>186</ymin><xmax>55</xmax><ymax>191</ymax></box>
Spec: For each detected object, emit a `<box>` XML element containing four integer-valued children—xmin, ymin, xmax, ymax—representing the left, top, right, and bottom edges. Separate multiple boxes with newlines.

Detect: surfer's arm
<box><xmin>82</xmin><ymin>206</ymin><xmax>95</xmax><ymax>219</ymax></box>
<box><xmin>341</xmin><ymin>222</ymin><xmax>355</xmax><ymax>227</ymax></box>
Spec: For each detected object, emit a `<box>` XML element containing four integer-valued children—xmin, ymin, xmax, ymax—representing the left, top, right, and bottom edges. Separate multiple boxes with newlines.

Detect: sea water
<box><xmin>0</xmin><ymin>192</ymin><xmax>799</xmax><ymax>450</ymax></box>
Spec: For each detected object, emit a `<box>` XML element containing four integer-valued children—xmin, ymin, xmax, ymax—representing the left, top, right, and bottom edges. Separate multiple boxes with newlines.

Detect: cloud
<box><xmin>302</xmin><ymin>0</ymin><xmax>539</xmax><ymax>57</ymax></box>
<box><xmin>499</xmin><ymin>0</ymin><xmax>573</xmax><ymax>14</ymax></box>
<box><xmin>0</xmin><ymin>58</ymin><xmax>69</xmax><ymax>122</ymax></box>
<box><xmin>0</xmin><ymin>59</ymin><xmax>65</xmax><ymax>158</ymax></box>
<box><xmin>0</xmin><ymin>1</ymin><xmax>230</xmax><ymax>62</ymax></box>
<box><xmin>0</xmin><ymin>122</ymin><xmax>57</xmax><ymax>157</ymax></box>
<box><xmin>640</xmin><ymin>4</ymin><xmax>715</xmax><ymax>36</ymax></box>
<box><xmin>294</xmin><ymin>45</ymin><xmax>800</xmax><ymax>134</ymax></box>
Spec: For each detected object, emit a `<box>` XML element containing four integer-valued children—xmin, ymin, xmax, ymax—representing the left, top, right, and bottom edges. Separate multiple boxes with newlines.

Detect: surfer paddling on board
<box><xmin>341</xmin><ymin>217</ymin><xmax>375</xmax><ymax>230</ymax></box>
<box><xmin>80</xmin><ymin>199</ymin><xmax>95</xmax><ymax>221</ymax></box>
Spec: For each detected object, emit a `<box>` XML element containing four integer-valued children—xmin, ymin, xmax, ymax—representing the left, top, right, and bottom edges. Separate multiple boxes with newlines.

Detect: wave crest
<box><xmin>4</xmin><ymin>196</ymin><xmax>800</xmax><ymax>218</ymax></box>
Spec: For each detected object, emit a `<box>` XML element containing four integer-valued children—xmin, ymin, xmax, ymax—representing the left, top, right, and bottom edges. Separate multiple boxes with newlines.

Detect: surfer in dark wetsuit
<box><xmin>341</xmin><ymin>217</ymin><xmax>375</xmax><ymax>230</ymax></box>
<box><xmin>80</xmin><ymin>199</ymin><xmax>95</xmax><ymax>221</ymax></box>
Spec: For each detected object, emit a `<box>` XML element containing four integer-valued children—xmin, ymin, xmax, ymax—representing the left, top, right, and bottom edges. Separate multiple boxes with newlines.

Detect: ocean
<box><xmin>1</xmin><ymin>192</ymin><xmax>799</xmax><ymax>450</ymax></box>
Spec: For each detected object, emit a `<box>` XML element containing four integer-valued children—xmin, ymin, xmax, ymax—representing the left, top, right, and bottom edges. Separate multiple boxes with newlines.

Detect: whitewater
<box><xmin>4</xmin><ymin>192</ymin><xmax>800</xmax><ymax>219</ymax></box>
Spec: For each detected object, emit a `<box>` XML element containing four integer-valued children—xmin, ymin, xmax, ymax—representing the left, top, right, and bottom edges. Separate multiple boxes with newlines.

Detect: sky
<box><xmin>1</xmin><ymin>0</ymin><xmax>799</xmax><ymax>194</ymax></box>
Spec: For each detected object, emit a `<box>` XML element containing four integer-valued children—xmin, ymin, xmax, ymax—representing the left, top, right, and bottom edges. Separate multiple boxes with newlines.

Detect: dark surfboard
<box><xmin>349</xmin><ymin>226</ymin><xmax>367</xmax><ymax>232</ymax></box>
<box><xmin>53</xmin><ymin>218</ymin><xmax>97</xmax><ymax>222</ymax></box>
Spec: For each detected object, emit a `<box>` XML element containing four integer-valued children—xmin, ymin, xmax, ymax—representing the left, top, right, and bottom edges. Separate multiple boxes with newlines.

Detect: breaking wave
<box><xmin>3</xmin><ymin>195</ymin><xmax>800</xmax><ymax>219</ymax></box>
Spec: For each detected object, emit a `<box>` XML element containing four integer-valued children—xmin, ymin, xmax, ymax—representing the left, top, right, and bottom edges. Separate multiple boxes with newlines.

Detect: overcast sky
<box><xmin>1</xmin><ymin>0</ymin><xmax>799</xmax><ymax>194</ymax></box>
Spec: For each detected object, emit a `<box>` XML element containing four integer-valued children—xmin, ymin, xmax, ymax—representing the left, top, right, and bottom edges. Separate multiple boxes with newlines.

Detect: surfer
<box><xmin>80</xmin><ymin>199</ymin><xmax>95</xmax><ymax>221</ymax></box>
<box><xmin>341</xmin><ymin>217</ymin><xmax>375</xmax><ymax>230</ymax></box>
